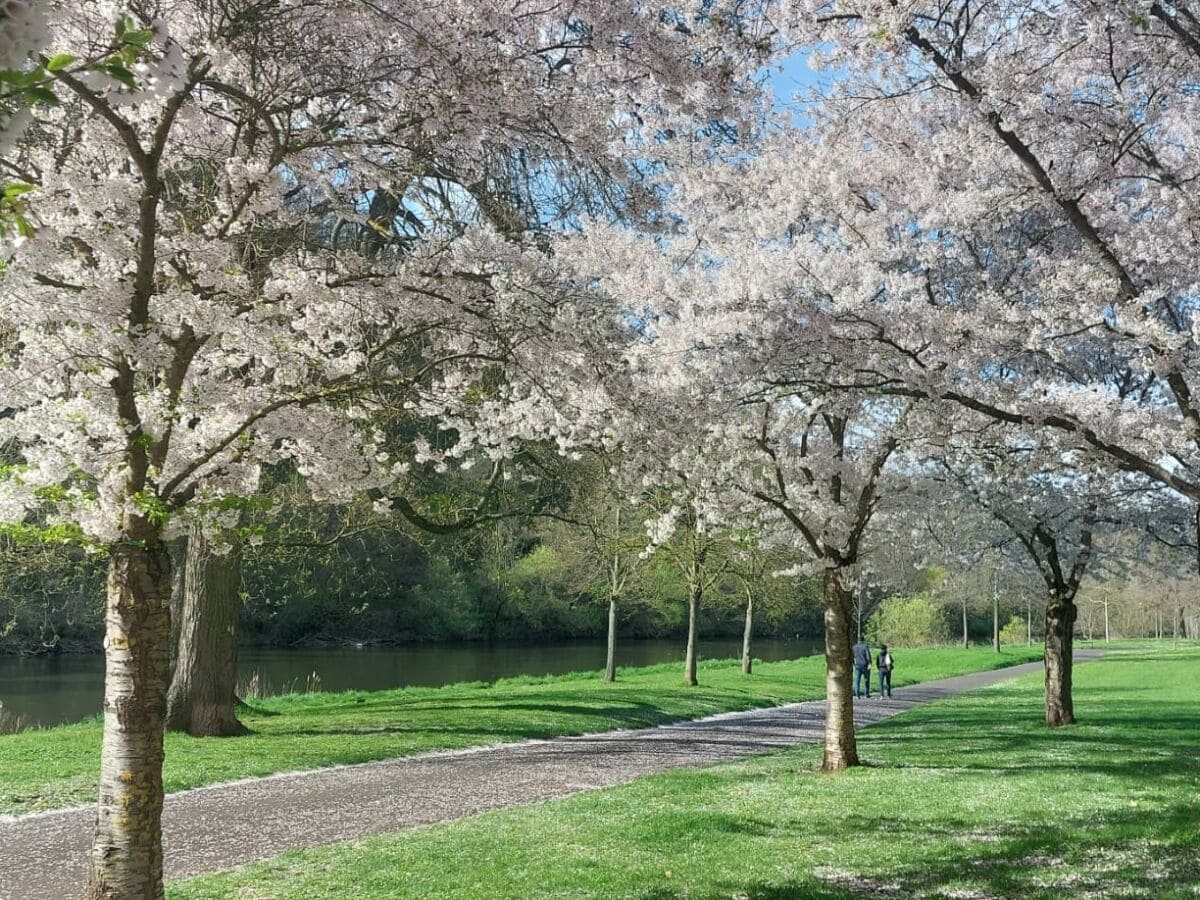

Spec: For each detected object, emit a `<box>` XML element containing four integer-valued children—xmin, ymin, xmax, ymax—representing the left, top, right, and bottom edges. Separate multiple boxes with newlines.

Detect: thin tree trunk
<box><xmin>1027</xmin><ymin>597</ymin><xmax>1032</xmax><ymax>645</ymax></box>
<box><xmin>165</xmin><ymin>524</ymin><xmax>246</xmax><ymax>737</ymax></box>
<box><xmin>962</xmin><ymin>598</ymin><xmax>969</xmax><ymax>648</ymax></box>
<box><xmin>993</xmin><ymin>594</ymin><xmax>1000</xmax><ymax>653</ymax></box>
<box><xmin>741</xmin><ymin>590</ymin><xmax>753</xmax><ymax>675</ymax></box>
<box><xmin>822</xmin><ymin>566</ymin><xmax>859</xmax><ymax>771</ymax></box>
<box><xmin>604</xmin><ymin>595</ymin><xmax>617</xmax><ymax>683</ymax></box>
<box><xmin>87</xmin><ymin>537</ymin><xmax>172</xmax><ymax>900</ymax></box>
<box><xmin>1043</xmin><ymin>592</ymin><xmax>1076</xmax><ymax>727</ymax></box>
<box><xmin>683</xmin><ymin>582</ymin><xmax>700</xmax><ymax>687</ymax></box>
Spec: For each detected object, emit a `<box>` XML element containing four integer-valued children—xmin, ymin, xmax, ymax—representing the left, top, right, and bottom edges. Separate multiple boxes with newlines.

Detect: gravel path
<box><xmin>0</xmin><ymin>654</ymin><xmax>1096</xmax><ymax>899</ymax></box>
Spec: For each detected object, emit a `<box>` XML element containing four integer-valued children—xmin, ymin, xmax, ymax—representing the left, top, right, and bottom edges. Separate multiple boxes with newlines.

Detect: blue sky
<box><xmin>765</xmin><ymin>47</ymin><xmax>836</xmax><ymax>123</ymax></box>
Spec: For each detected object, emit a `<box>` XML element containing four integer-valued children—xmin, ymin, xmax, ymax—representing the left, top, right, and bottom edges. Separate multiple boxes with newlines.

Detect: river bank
<box><xmin>0</xmin><ymin>636</ymin><xmax>826</xmax><ymax>729</ymax></box>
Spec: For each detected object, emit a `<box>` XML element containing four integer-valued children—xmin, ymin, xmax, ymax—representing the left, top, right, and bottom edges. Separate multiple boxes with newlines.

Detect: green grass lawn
<box><xmin>0</xmin><ymin>645</ymin><xmax>1045</xmax><ymax>815</ymax></box>
<box><xmin>170</xmin><ymin>646</ymin><xmax>1200</xmax><ymax>900</ymax></box>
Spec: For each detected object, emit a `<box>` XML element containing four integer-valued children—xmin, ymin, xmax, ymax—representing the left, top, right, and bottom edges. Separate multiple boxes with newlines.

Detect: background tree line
<box><xmin>4</xmin><ymin>457</ymin><xmax>1196</xmax><ymax>657</ymax></box>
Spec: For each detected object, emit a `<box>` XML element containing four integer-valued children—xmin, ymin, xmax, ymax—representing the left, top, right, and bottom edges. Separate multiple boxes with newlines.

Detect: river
<box><xmin>0</xmin><ymin>636</ymin><xmax>824</xmax><ymax>729</ymax></box>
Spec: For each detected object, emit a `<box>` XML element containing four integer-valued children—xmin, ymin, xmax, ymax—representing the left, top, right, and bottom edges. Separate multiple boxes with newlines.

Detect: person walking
<box><xmin>877</xmin><ymin>644</ymin><xmax>895</xmax><ymax>698</ymax></box>
<box><xmin>852</xmin><ymin>639</ymin><xmax>872</xmax><ymax>699</ymax></box>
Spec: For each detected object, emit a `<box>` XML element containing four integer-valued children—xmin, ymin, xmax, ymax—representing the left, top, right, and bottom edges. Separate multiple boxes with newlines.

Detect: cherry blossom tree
<box><xmin>739</xmin><ymin>396</ymin><xmax>909</xmax><ymax>768</ymax></box>
<box><xmin>772</xmin><ymin>1</ymin><xmax>1200</xmax><ymax>533</ymax></box>
<box><xmin>932</xmin><ymin>421</ymin><xmax>1157</xmax><ymax>724</ymax></box>
<box><xmin>0</xmin><ymin>2</ymin><xmax>779</xmax><ymax>895</ymax></box>
<box><xmin>560</xmin><ymin>207</ymin><xmax>916</xmax><ymax>766</ymax></box>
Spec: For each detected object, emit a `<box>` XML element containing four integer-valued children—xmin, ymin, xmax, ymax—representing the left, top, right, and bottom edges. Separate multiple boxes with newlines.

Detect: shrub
<box><xmin>866</xmin><ymin>594</ymin><xmax>951</xmax><ymax>647</ymax></box>
<box><xmin>999</xmin><ymin>615</ymin><xmax>1028</xmax><ymax>646</ymax></box>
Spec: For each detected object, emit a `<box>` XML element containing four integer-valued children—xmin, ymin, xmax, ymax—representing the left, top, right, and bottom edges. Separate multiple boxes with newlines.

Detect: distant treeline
<box><xmin>0</xmin><ymin>512</ymin><xmax>825</xmax><ymax>655</ymax></box>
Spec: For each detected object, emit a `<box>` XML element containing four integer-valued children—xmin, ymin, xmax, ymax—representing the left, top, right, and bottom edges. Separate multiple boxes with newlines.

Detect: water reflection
<box><xmin>0</xmin><ymin>637</ymin><xmax>824</xmax><ymax>728</ymax></box>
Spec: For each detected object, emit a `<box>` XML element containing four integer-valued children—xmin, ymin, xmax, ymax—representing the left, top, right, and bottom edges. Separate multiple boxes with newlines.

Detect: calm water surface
<box><xmin>0</xmin><ymin>637</ymin><xmax>824</xmax><ymax>728</ymax></box>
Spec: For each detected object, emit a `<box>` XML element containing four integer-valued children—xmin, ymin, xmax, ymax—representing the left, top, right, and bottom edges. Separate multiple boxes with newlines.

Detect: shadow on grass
<box><xmin>629</xmin><ymin>798</ymin><xmax>1200</xmax><ymax>900</ymax></box>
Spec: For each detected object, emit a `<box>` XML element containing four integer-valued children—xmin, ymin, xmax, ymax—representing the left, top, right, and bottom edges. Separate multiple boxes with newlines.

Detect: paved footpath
<box><xmin>0</xmin><ymin>654</ymin><xmax>1097</xmax><ymax>899</ymax></box>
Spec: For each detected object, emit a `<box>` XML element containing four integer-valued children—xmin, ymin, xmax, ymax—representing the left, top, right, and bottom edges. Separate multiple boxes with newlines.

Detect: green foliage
<box><xmin>999</xmin><ymin>614</ymin><xmax>1028</xmax><ymax>646</ymax></box>
<box><xmin>0</xmin><ymin>522</ymin><xmax>87</xmax><ymax>546</ymax></box>
<box><xmin>131</xmin><ymin>491</ymin><xmax>170</xmax><ymax>526</ymax></box>
<box><xmin>0</xmin><ymin>534</ymin><xmax>104</xmax><ymax>654</ymax></box>
<box><xmin>867</xmin><ymin>593</ymin><xmax>952</xmax><ymax>647</ymax></box>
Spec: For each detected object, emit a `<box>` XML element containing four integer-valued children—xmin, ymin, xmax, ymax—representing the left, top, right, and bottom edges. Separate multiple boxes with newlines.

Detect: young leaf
<box><xmin>45</xmin><ymin>53</ymin><xmax>76</xmax><ymax>72</ymax></box>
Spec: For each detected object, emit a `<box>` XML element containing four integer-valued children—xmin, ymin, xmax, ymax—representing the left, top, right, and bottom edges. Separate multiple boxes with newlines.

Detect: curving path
<box><xmin>0</xmin><ymin>654</ymin><xmax>1098</xmax><ymax>899</ymax></box>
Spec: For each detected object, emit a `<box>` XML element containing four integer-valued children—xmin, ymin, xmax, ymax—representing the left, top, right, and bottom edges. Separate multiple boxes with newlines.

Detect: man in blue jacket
<box><xmin>852</xmin><ymin>640</ymin><xmax>872</xmax><ymax>699</ymax></box>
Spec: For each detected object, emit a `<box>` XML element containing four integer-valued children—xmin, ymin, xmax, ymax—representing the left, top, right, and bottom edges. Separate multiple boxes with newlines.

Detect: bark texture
<box><xmin>992</xmin><ymin>594</ymin><xmax>1001</xmax><ymax>653</ymax></box>
<box><xmin>741</xmin><ymin>592</ymin><xmax>753</xmax><ymax>675</ymax></box>
<box><xmin>165</xmin><ymin>523</ymin><xmax>246</xmax><ymax>737</ymax></box>
<box><xmin>822</xmin><ymin>567</ymin><xmax>859</xmax><ymax>771</ymax></box>
<box><xmin>683</xmin><ymin>585</ymin><xmax>700</xmax><ymax>687</ymax></box>
<box><xmin>1044</xmin><ymin>593</ymin><xmax>1077</xmax><ymax>727</ymax></box>
<box><xmin>604</xmin><ymin>595</ymin><xmax>618</xmax><ymax>683</ymax></box>
<box><xmin>167</xmin><ymin>536</ymin><xmax>187</xmax><ymax>674</ymax></box>
<box><xmin>87</xmin><ymin>538</ymin><xmax>172</xmax><ymax>900</ymax></box>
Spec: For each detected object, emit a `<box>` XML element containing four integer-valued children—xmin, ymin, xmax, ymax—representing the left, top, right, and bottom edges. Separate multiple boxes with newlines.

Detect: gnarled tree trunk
<box><xmin>683</xmin><ymin>582</ymin><xmax>700</xmax><ymax>686</ymax></box>
<box><xmin>1044</xmin><ymin>592</ymin><xmax>1077</xmax><ymax>727</ymax></box>
<box><xmin>741</xmin><ymin>589</ymin><xmax>753</xmax><ymax>675</ymax></box>
<box><xmin>822</xmin><ymin>566</ymin><xmax>859</xmax><ymax>771</ymax></box>
<box><xmin>604</xmin><ymin>595</ymin><xmax>618</xmax><ymax>683</ymax></box>
<box><xmin>87</xmin><ymin>535</ymin><xmax>172</xmax><ymax>900</ymax></box>
<box><xmin>165</xmin><ymin>523</ymin><xmax>246</xmax><ymax>737</ymax></box>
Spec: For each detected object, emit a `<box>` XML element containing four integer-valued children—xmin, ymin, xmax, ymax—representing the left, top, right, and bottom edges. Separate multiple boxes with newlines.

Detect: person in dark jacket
<box><xmin>852</xmin><ymin>640</ymin><xmax>872</xmax><ymax>699</ymax></box>
<box><xmin>877</xmin><ymin>644</ymin><xmax>895</xmax><ymax>698</ymax></box>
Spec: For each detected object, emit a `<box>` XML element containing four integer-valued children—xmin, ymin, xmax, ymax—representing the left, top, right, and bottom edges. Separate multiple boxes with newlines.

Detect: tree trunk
<box><xmin>167</xmin><ymin>536</ymin><xmax>187</xmax><ymax>674</ymax></box>
<box><xmin>604</xmin><ymin>595</ymin><xmax>617</xmax><ymax>683</ymax></box>
<box><xmin>741</xmin><ymin>590</ymin><xmax>753</xmax><ymax>675</ymax></box>
<box><xmin>87</xmin><ymin>537</ymin><xmax>172</xmax><ymax>900</ymax></box>
<box><xmin>1043</xmin><ymin>593</ymin><xmax>1077</xmax><ymax>727</ymax></box>
<box><xmin>165</xmin><ymin>524</ymin><xmax>246</xmax><ymax>737</ymax></box>
<box><xmin>1026</xmin><ymin>597</ymin><xmax>1032</xmax><ymax>645</ymax></box>
<box><xmin>993</xmin><ymin>594</ymin><xmax>1000</xmax><ymax>653</ymax></box>
<box><xmin>961</xmin><ymin>598</ymin><xmax>969</xmax><ymax>648</ymax></box>
<box><xmin>822</xmin><ymin>566</ymin><xmax>859</xmax><ymax>772</ymax></box>
<box><xmin>683</xmin><ymin>583</ymin><xmax>700</xmax><ymax>687</ymax></box>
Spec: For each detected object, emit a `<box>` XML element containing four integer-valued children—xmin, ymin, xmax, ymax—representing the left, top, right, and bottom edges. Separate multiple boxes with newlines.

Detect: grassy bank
<box><xmin>0</xmin><ymin>645</ymin><xmax>1044</xmax><ymax>815</ymax></box>
<box><xmin>171</xmin><ymin>646</ymin><xmax>1200</xmax><ymax>900</ymax></box>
